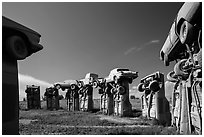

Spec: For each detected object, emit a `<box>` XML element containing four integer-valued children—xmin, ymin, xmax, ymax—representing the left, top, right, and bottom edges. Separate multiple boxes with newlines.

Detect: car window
<box><xmin>117</xmin><ymin>69</ymin><xmax>129</xmax><ymax>72</ymax></box>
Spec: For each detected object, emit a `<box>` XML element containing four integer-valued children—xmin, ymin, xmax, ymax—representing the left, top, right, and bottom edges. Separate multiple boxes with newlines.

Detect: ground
<box><xmin>19</xmin><ymin>99</ymin><xmax>178</xmax><ymax>135</ymax></box>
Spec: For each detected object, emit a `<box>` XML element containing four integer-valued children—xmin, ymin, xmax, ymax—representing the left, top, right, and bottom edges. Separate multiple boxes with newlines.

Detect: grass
<box><xmin>19</xmin><ymin>99</ymin><xmax>178</xmax><ymax>135</ymax></box>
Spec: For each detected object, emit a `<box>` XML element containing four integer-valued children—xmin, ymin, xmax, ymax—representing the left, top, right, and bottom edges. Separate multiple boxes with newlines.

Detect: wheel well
<box><xmin>176</xmin><ymin>18</ymin><xmax>185</xmax><ymax>35</ymax></box>
<box><xmin>3</xmin><ymin>27</ymin><xmax>30</xmax><ymax>51</ymax></box>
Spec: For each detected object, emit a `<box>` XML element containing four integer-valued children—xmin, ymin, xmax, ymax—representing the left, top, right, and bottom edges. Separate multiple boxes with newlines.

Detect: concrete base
<box><xmin>2</xmin><ymin>57</ymin><xmax>19</xmax><ymax>135</ymax></box>
<box><xmin>114</xmin><ymin>80</ymin><xmax>132</xmax><ymax>117</ymax></box>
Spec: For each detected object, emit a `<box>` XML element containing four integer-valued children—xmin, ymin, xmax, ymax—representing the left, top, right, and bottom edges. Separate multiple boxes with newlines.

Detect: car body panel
<box><xmin>78</xmin><ymin>73</ymin><xmax>99</xmax><ymax>86</ymax></box>
<box><xmin>108</xmin><ymin>68</ymin><xmax>138</xmax><ymax>81</ymax></box>
<box><xmin>160</xmin><ymin>22</ymin><xmax>186</xmax><ymax>65</ymax></box>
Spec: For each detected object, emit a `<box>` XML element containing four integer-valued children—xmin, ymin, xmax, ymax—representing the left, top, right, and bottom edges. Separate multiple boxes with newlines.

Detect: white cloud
<box><xmin>18</xmin><ymin>73</ymin><xmax>52</xmax><ymax>101</ymax></box>
<box><xmin>124</xmin><ymin>39</ymin><xmax>160</xmax><ymax>55</ymax></box>
<box><xmin>124</xmin><ymin>47</ymin><xmax>137</xmax><ymax>55</ymax></box>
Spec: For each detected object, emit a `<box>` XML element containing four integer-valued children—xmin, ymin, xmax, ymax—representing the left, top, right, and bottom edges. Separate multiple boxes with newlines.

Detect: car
<box><xmin>106</xmin><ymin>68</ymin><xmax>138</xmax><ymax>84</ymax></box>
<box><xmin>160</xmin><ymin>22</ymin><xmax>186</xmax><ymax>66</ymax></box>
<box><xmin>137</xmin><ymin>72</ymin><xmax>171</xmax><ymax>125</ymax></box>
<box><xmin>137</xmin><ymin>71</ymin><xmax>163</xmax><ymax>93</ymax></box>
<box><xmin>2</xmin><ymin>16</ymin><xmax>43</xmax><ymax>60</ymax></box>
<box><xmin>77</xmin><ymin>73</ymin><xmax>98</xmax><ymax>88</ymax></box>
<box><xmin>160</xmin><ymin>2</ymin><xmax>201</xmax><ymax>66</ymax></box>
<box><xmin>54</xmin><ymin>80</ymin><xmax>79</xmax><ymax>91</ymax></box>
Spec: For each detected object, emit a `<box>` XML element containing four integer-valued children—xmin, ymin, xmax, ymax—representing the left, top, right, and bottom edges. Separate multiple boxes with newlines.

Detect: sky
<box><xmin>2</xmin><ymin>2</ymin><xmax>184</xmax><ymax>100</ymax></box>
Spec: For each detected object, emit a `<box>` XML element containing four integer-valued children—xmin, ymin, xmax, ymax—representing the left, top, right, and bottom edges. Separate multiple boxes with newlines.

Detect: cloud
<box><xmin>18</xmin><ymin>73</ymin><xmax>52</xmax><ymax>101</ymax></box>
<box><xmin>124</xmin><ymin>39</ymin><xmax>160</xmax><ymax>55</ymax></box>
<box><xmin>124</xmin><ymin>47</ymin><xmax>137</xmax><ymax>55</ymax></box>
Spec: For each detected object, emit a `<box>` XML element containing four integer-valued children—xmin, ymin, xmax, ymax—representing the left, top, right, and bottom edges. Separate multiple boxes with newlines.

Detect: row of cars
<box><xmin>53</xmin><ymin>68</ymin><xmax>138</xmax><ymax>93</ymax></box>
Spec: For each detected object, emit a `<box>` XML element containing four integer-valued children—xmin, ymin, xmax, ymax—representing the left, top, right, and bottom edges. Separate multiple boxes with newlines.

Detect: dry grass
<box><xmin>19</xmin><ymin>99</ymin><xmax>178</xmax><ymax>135</ymax></box>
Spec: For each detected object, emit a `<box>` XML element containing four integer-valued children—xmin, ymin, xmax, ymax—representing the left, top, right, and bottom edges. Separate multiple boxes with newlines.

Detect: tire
<box><xmin>179</xmin><ymin>21</ymin><xmax>194</xmax><ymax>44</ymax></box>
<box><xmin>167</xmin><ymin>71</ymin><xmax>178</xmax><ymax>82</ymax></box>
<box><xmin>93</xmin><ymin>81</ymin><xmax>98</xmax><ymax>88</ymax></box>
<box><xmin>197</xmin><ymin>49</ymin><xmax>202</xmax><ymax>67</ymax></box>
<box><xmin>71</xmin><ymin>84</ymin><xmax>76</xmax><ymax>90</ymax></box>
<box><xmin>78</xmin><ymin>81</ymin><xmax>83</xmax><ymax>88</ymax></box>
<box><xmin>6</xmin><ymin>35</ymin><xmax>28</xmax><ymax>60</ymax></box>
<box><xmin>174</xmin><ymin>59</ymin><xmax>189</xmax><ymax>78</ymax></box>
<box><xmin>149</xmin><ymin>80</ymin><xmax>160</xmax><ymax>92</ymax></box>
<box><xmin>137</xmin><ymin>83</ymin><xmax>144</xmax><ymax>92</ymax></box>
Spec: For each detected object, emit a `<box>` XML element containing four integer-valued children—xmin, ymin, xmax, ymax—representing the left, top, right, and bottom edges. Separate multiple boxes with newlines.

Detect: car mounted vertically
<box><xmin>160</xmin><ymin>2</ymin><xmax>202</xmax><ymax>135</ymax></box>
<box><xmin>2</xmin><ymin>16</ymin><xmax>43</xmax><ymax>134</ymax></box>
<box><xmin>137</xmin><ymin>71</ymin><xmax>171</xmax><ymax>125</ymax></box>
<box><xmin>160</xmin><ymin>2</ymin><xmax>201</xmax><ymax>66</ymax></box>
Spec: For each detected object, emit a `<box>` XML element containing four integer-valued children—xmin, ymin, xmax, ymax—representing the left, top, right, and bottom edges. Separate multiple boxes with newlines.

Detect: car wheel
<box><xmin>93</xmin><ymin>81</ymin><xmax>98</xmax><ymax>88</ymax></box>
<box><xmin>137</xmin><ymin>83</ymin><xmax>144</xmax><ymax>92</ymax></box>
<box><xmin>197</xmin><ymin>49</ymin><xmax>202</xmax><ymax>67</ymax></box>
<box><xmin>174</xmin><ymin>59</ymin><xmax>189</xmax><ymax>79</ymax></box>
<box><xmin>78</xmin><ymin>82</ymin><xmax>83</xmax><ymax>88</ymax></box>
<box><xmin>71</xmin><ymin>84</ymin><xmax>76</xmax><ymax>90</ymax></box>
<box><xmin>167</xmin><ymin>71</ymin><xmax>178</xmax><ymax>82</ymax></box>
<box><xmin>6</xmin><ymin>35</ymin><xmax>28</xmax><ymax>60</ymax></box>
<box><xmin>149</xmin><ymin>80</ymin><xmax>160</xmax><ymax>92</ymax></box>
<box><xmin>179</xmin><ymin>21</ymin><xmax>194</xmax><ymax>44</ymax></box>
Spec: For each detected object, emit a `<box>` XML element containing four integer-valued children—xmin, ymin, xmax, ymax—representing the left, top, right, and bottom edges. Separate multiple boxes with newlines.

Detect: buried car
<box><xmin>106</xmin><ymin>68</ymin><xmax>138</xmax><ymax>84</ymax></box>
<box><xmin>137</xmin><ymin>71</ymin><xmax>171</xmax><ymax>125</ymax></box>
<box><xmin>160</xmin><ymin>2</ymin><xmax>201</xmax><ymax>66</ymax></box>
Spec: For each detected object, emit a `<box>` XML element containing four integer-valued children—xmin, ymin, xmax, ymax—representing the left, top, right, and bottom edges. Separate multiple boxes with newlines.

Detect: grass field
<box><xmin>19</xmin><ymin>99</ymin><xmax>178</xmax><ymax>135</ymax></box>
